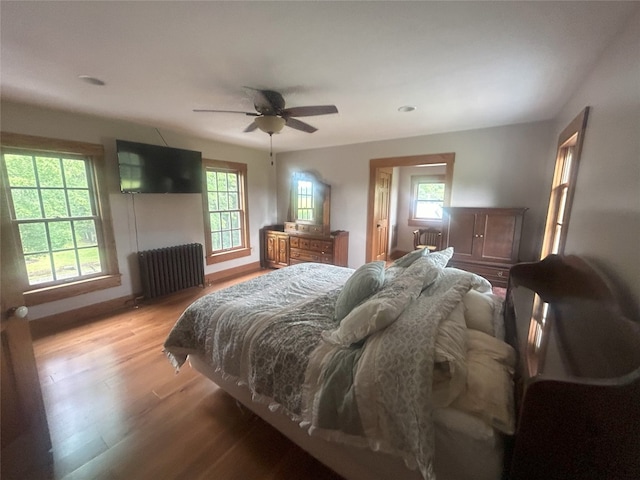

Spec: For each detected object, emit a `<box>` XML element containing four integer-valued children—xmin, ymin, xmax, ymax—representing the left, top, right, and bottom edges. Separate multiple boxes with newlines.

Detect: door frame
<box><xmin>366</xmin><ymin>153</ymin><xmax>455</xmax><ymax>263</ymax></box>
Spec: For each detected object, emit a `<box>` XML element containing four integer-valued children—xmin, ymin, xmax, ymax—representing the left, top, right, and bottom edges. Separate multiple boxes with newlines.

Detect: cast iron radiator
<box><xmin>138</xmin><ymin>243</ymin><xmax>204</xmax><ymax>299</ymax></box>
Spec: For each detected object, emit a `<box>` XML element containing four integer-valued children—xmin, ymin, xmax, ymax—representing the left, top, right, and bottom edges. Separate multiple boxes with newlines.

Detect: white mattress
<box><xmin>189</xmin><ymin>354</ymin><xmax>504</xmax><ymax>480</ymax></box>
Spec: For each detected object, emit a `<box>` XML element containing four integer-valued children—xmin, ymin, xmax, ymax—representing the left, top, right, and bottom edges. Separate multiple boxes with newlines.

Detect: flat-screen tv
<box><xmin>116</xmin><ymin>140</ymin><xmax>202</xmax><ymax>194</ymax></box>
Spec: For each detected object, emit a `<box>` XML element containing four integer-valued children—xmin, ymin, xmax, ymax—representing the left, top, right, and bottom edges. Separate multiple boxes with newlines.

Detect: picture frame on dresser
<box><xmin>442</xmin><ymin>207</ymin><xmax>527</xmax><ymax>287</ymax></box>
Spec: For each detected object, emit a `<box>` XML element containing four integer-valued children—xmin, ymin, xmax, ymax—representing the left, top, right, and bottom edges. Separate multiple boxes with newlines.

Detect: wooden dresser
<box><xmin>442</xmin><ymin>207</ymin><xmax>527</xmax><ymax>287</ymax></box>
<box><xmin>262</xmin><ymin>225</ymin><xmax>349</xmax><ymax>269</ymax></box>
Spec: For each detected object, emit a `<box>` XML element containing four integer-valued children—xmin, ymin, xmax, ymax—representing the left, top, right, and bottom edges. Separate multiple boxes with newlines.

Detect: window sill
<box><xmin>24</xmin><ymin>274</ymin><xmax>122</xmax><ymax>306</ymax></box>
<box><xmin>206</xmin><ymin>247</ymin><xmax>251</xmax><ymax>265</ymax></box>
<box><xmin>408</xmin><ymin>219</ymin><xmax>443</xmax><ymax>228</ymax></box>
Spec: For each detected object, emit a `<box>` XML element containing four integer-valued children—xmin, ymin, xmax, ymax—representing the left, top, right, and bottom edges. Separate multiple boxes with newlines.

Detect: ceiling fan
<box><xmin>194</xmin><ymin>88</ymin><xmax>338</xmax><ymax>135</ymax></box>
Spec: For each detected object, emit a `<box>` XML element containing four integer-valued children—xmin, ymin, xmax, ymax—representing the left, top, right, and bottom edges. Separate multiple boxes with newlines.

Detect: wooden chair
<box><xmin>413</xmin><ymin>228</ymin><xmax>442</xmax><ymax>252</ymax></box>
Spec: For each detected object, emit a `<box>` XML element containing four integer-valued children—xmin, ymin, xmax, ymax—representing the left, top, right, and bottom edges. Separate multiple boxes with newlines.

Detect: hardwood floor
<box><xmin>27</xmin><ymin>272</ymin><xmax>345</xmax><ymax>480</ymax></box>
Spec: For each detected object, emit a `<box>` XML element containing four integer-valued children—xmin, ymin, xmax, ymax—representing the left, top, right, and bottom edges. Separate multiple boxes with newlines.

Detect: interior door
<box><xmin>1</xmin><ymin>174</ymin><xmax>51</xmax><ymax>478</ymax></box>
<box><xmin>372</xmin><ymin>168</ymin><xmax>392</xmax><ymax>262</ymax></box>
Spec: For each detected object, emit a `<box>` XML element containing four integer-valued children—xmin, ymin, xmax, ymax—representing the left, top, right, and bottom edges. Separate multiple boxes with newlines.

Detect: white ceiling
<box><xmin>1</xmin><ymin>1</ymin><xmax>637</xmax><ymax>153</ymax></box>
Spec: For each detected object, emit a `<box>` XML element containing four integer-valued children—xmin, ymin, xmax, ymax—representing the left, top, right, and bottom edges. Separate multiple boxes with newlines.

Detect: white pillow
<box><xmin>334</xmin><ymin>261</ymin><xmax>385</xmax><ymax>321</ymax></box>
<box><xmin>432</xmin><ymin>302</ymin><xmax>468</xmax><ymax>408</ymax></box>
<box><xmin>462</xmin><ymin>289</ymin><xmax>496</xmax><ymax>336</ymax></box>
<box><xmin>433</xmin><ymin>408</ymin><xmax>496</xmax><ymax>442</ymax></box>
<box><xmin>451</xmin><ymin>331</ymin><xmax>516</xmax><ymax>434</ymax></box>
<box><xmin>466</xmin><ymin>330</ymin><xmax>516</xmax><ymax>367</ymax></box>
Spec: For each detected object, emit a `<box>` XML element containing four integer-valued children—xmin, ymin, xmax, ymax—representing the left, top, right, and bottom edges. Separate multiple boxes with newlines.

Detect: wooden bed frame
<box><xmin>188</xmin><ymin>255</ymin><xmax>640</xmax><ymax>479</ymax></box>
<box><xmin>504</xmin><ymin>254</ymin><xmax>640</xmax><ymax>479</ymax></box>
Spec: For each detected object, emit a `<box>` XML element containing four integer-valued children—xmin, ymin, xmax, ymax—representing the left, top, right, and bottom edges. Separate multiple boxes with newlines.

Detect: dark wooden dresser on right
<box><xmin>442</xmin><ymin>207</ymin><xmax>527</xmax><ymax>288</ymax></box>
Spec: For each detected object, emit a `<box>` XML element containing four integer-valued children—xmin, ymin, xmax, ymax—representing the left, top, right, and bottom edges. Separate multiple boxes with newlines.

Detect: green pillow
<box><xmin>334</xmin><ymin>261</ymin><xmax>385</xmax><ymax>321</ymax></box>
<box><xmin>393</xmin><ymin>248</ymin><xmax>429</xmax><ymax>268</ymax></box>
<box><xmin>325</xmin><ymin>257</ymin><xmax>430</xmax><ymax>346</ymax></box>
<box><xmin>424</xmin><ymin>247</ymin><xmax>454</xmax><ymax>268</ymax></box>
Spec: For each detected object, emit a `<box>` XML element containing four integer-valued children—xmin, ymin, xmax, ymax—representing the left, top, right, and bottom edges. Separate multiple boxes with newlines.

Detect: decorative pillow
<box><xmin>466</xmin><ymin>330</ymin><xmax>516</xmax><ymax>367</ymax></box>
<box><xmin>432</xmin><ymin>302</ymin><xmax>468</xmax><ymax>408</ymax></box>
<box><xmin>462</xmin><ymin>289</ymin><xmax>496</xmax><ymax>336</ymax></box>
<box><xmin>450</xmin><ymin>333</ymin><xmax>516</xmax><ymax>434</ymax></box>
<box><xmin>324</xmin><ymin>257</ymin><xmax>430</xmax><ymax>345</ymax></box>
<box><xmin>433</xmin><ymin>408</ymin><xmax>496</xmax><ymax>442</ymax></box>
<box><xmin>382</xmin><ymin>264</ymin><xmax>406</xmax><ymax>286</ymax></box>
<box><xmin>423</xmin><ymin>247</ymin><xmax>454</xmax><ymax>268</ymax></box>
<box><xmin>392</xmin><ymin>248</ymin><xmax>429</xmax><ymax>267</ymax></box>
<box><xmin>334</xmin><ymin>261</ymin><xmax>386</xmax><ymax>321</ymax></box>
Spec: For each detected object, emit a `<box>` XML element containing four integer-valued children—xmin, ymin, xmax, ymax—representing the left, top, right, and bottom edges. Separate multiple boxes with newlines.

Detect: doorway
<box><xmin>366</xmin><ymin>153</ymin><xmax>455</xmax><ymax>263</ymax></box>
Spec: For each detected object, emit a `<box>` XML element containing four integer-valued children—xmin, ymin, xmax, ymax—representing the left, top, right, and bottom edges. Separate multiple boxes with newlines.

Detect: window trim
<box><xmin>1</xmin><ymin>132</ymin><xmax>121</xmax><ymax>306</ymax></box>
<box><xmin>540</xmin><ymin>107</ymin><xmax>590</xmax><ymax>258</ymax></box>
<box><xmin>409</xmin><ymin>174</ymin><xmax>446</xmax><ymax>227</ymax></box>
<box><xmin>202</xmin><ymin>158</ymin><xmax>251</xmax><ymax>265</ymax></box>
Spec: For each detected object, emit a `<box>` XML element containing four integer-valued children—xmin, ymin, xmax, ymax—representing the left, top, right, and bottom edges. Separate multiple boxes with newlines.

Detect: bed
<box><xmin>163</xmin><ymin>249</ymin><xmax>640</xmax><ymax>480</ymax></box>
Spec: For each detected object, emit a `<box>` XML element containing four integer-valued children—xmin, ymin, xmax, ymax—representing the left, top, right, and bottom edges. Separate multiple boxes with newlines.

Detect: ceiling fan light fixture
<box><xmin>255</xmin><ymin>115</ymin><xmax>286</xmax><ymax>134</ymax></box>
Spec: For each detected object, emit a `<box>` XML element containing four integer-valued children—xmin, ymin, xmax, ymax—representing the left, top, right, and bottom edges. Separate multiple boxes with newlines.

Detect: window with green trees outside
<box><xmin>1</xmin><ymin>133</ymin><xmax>120</xmax><ymax>305</ymax></box>
<box><xmin>4</xmin><ymin>152</ymin><xmax>102</xmax><ymax>285</ymax></box>
<box><xmin>202</xmin><ymin>158</ymin><xmax>251</xmax><ymax>264</ymax></box>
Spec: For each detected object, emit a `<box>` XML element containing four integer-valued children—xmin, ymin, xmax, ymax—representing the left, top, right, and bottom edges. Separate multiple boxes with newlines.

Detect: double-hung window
<box><xmin>409</xmin><ymin>174</ymin><xmax>445</xmax><ymax>225</ymax></box>
<box><xmin>1</xmin><ymin>133</ymin><xmax>120</xmax><ymax>305</ymax></box>
<box><xmin>540</xmin><ymin>107</ymin><xmax>589</xmax><ymax>258</ymax></box>
<box><xmin>202</xmin><ymin>159</ymin><xmax>251</xmax><ymax>264</ymax></box>
<box><xmin>530</xmin><ymin>108</ymin><xmax>589</xmax><ymax>364</ymax></box>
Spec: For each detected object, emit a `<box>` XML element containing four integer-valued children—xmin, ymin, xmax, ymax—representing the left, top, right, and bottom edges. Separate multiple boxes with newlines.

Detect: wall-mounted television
<box><xmin>116</xmin><ymin>140</ymin><xmax>202</xmax><ymax>194</ymax></box>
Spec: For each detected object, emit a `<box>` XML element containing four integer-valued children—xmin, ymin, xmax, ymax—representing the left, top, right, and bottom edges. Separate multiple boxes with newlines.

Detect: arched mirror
<box><xmin>285</xmin><ymin>171</ymin><xmax>331</xmax><ymax>236</ymax></box>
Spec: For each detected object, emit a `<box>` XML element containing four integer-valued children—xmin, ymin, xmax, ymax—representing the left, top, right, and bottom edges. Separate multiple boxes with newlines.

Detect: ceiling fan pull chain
<box><xmin>270</xmin><ymin>133</ymin><xmax>274</xmax><ymax>166</ymax></box>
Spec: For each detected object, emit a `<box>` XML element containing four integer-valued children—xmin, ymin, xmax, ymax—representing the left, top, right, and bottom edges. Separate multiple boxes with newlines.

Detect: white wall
<box><xmin>6</xmin><ymin>9</ymin><xmax>636</xmax><ymax>319</ymax></box>
<box><xmin>551</xmin><ymin>11</ymin><xmax>640</xmax><ymax>306</ymax></box>
<box><xmin>277</xmin><ymin>121</ymin><xmax>554</xmax><ymax>267</ymax></box>
<box><xmin>1</xmin><ymin>102</ymin><xmax>276</xmax><ymax>320</ymax></box>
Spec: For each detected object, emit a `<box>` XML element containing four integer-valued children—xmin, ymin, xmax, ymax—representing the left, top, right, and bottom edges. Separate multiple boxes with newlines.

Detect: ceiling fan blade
<box><xmin>193</xmin><ymin>109</ymin><xmax>258</xmax><ymax>116</ymax></box>
<box><xmin>285</xmin><ymin>117</ymin><xmax>317</xmax><ymax>133</ymax></box>
<box><xmin>243</xmin><ymin>121</ymin><xmax>259</xmax><ymax>133</ymax></box>
<box><xmin>282</xmin><ymin>105</ymin><xmax>338</xmax><ymax>117</ymax></box>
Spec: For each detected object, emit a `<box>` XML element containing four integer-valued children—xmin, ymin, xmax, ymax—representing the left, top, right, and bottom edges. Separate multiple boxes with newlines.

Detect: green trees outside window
<box><xmin>3</xmin><ymin>152</ymin><xmax>102</xmax><ymax>285</ymax></box>
<box><xmin>206</xmin><ymin>168</ymin><xmax>244</xmax><ymax>252</ymax></box>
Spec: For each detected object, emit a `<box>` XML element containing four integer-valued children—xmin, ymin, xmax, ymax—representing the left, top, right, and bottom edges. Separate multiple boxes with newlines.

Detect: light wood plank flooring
<box><xmin>30</xmin><ymin>272</ymin><xmax>345</xmax><ymax>480</ymax></box>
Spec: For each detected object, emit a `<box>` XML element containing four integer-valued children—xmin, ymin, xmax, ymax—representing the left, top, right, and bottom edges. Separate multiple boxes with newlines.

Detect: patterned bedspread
<box><xmin>164</xmin><ymin>263</ymin><xmax>353</xmax><ymax>414</ymax></box>
<box><xmin>163</xmin><ymin>261</ymin><xmax>491</xmax><ymax>480</ymax></box>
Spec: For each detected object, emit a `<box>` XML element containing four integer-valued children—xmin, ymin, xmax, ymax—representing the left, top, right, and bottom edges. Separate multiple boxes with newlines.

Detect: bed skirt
<box><xmin>189</xmin><ymin>354</ymin><xmax>504</xmax><ymax>480</ymax></box>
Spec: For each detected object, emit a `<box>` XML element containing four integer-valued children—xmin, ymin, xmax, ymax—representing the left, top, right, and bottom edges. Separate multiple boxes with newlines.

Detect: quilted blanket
<box><xmin>164</xmin><ymin>263</ymin><xmax>353</xmax><ymax>414</ymax></box>
<box><xmin>163</xmin><ymin>261</ymin><xmax>491</xmax><ymax>480</ymax></box>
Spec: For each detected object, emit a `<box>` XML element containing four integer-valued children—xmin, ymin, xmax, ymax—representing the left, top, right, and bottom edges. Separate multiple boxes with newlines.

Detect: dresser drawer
<box><xmin>309</xmin><ymin>239</ymin><xmax>333</xmax><ymax>253</ymax></box>
<box><xmin>284</xmin><ymin>222</ymin><xmax>326</xmax><ymax>236</ymax></box>
<box><xmin>449</xmin><ymin>260</ymin><xmax>510</xmax><ymax>288</ymax></box>
<box><xmin>290</xmin><ymin>248</ymin><xmax>333</xmax><ymax>264</ymax></box>
<box><xmin>289</xmin><ymin>237</ymin><xmax>332</xmax><ymax>253</ymax></box>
